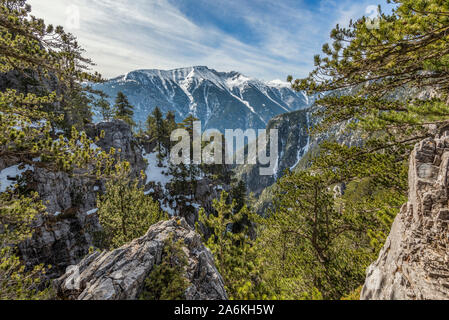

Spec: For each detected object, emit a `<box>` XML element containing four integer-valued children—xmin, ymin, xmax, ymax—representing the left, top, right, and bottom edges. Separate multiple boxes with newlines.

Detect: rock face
<box><xmin>87</xmin><ymin>120</ymin><xmax>147</xmax><ymax>178</ymax></box>
<box><xmin>235</xmin><ymin>109</ymin><xmax>310</xmax><ymax>196</ymax></box>
<box><xmin>54</xmin><ymin>218</ymin><xmax>228</xmax><ymax>300</ymax></box>
<box><xmin>18</xmin><ymin>120</ymin><xmax>146</xmax><ymax>278</ymax></box>
<box><xmin>18</xmin><ymin>210</ymin><xmax>101</xmax><ymax>278</ymax></box>
<box><xmin>361</xmin><ymin>133</ymin><xmax>449</xmax><ymax>300</ymax></box>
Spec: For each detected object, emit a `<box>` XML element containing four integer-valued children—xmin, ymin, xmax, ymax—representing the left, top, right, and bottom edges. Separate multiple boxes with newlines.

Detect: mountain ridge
<box><xmin>93</xmin><ymin>66</ymin><xmax>313</xmax><ymax>132</ymax></box>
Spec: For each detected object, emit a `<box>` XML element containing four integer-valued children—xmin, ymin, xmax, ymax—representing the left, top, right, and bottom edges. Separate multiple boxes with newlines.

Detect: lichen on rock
<box><xmin>361</xmin><ymin>132</ymin><xmax>449</xmax><ymax>300</ymax></box>
<box><xmin>54</xmin><ymin>218</ymin><xmax>228</xmax><ymax>300</ymax></box>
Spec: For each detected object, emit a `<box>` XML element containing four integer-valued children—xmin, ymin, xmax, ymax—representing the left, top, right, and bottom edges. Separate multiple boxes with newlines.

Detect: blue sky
<box><xmin>28</xmin><ymin>0</ymin><xmax>393</xmax><ymax>81</ymax></box>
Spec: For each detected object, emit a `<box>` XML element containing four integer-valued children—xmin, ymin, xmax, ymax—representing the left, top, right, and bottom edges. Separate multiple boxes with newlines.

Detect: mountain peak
<box><xmin>191</xmin><ymin>65</ymin><xmax>209</xmax><ymax>70</ymax></box>
<box><xmin>95</xmin><ymin>66</ymin><xmax>312</xmax><ymax>133</ymax></box>
<box><xmin>266</xmin><ymin>79</ymin><xmax>291</xmax><ymax>88</ymax></box>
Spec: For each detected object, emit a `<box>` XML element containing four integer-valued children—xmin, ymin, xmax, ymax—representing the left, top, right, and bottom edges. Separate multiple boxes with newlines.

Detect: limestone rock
<box><xmin>54</xmin><ymin>218</ymin><xmax>228</xmax><ymax>300</ymax></box>
<box><xmin>18</xmin><ymin>120</ymin><xmax>146</xmax><ymax>278</ymax></box>
<box><xmin>361</xmin><ymin>133</ymin><xmax>449</xmax><ymax>300</ymax></box>
<box><xmin>235</xmin><ymin>109</ymin><xmax>310</xmax><ymax>197</ymax></box>
<box><xmin>87</xmin><ymin>119</ymin><xmax>147</xmax><ymax>178</ymax></box>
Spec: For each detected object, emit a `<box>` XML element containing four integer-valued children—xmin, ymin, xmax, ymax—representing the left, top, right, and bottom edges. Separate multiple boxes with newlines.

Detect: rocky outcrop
<box><xmin>87</xmin><ymin>120</ymin><xmax>147</xmax><ymax>178</ymax></box>
<box><xmin>361</xmin><ymin>133</ymin><xmax>449</xmax><ymax>300</ymax></box>
<box><xmin>18</xmin><ymin>210</ymin><xmax>101</xmax><ymax>278</ymax></box>
<box><xmin>18</xmin><ymin>120</ymin><xmax>146</xmax><ymax>278</ymax></box>
<box><xmin>54</xmin><ymin>218</ymin><xmax>228</xmax><ymax>300</ymax></box>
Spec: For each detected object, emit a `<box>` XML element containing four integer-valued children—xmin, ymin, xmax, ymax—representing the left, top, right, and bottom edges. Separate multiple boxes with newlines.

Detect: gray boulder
<box><xmin>361</xmin><ymin>133</ymin><xmax>449</xmax><ymax>300</ymax></box>
<box><xmin>54</xmin><ymin>218</ymin><xmax>228</xmax><ymax>300</ymax></box>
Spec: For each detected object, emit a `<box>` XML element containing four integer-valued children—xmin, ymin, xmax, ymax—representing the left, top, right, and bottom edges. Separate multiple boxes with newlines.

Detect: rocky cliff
<box><xmin>54</xmin><ymin>218</ymin><xmax>228</xmax><ymax>300</ymax></box>
<box><xmin>235</xmin><ymin>109</ymin><xmax>310</xmax><ymax>196</ymax></box>
<box><xmin>361</xmin><ymin>133</ymin><xmax>449</xmax><ymax>300</ymax></box>
<box><xmin>236</xmin><ymin>105</ymin><xmax>361</xmax><ymax>214</ymax></box>
<box><xmin>10</xmin><ymin>119</ymin><xmax>230</xmax><ymax>278</ymax></box>
<box><xmin>16</xmin><ymin>120</ymin><xmax>147</xmax><ymax>278</ymax></box>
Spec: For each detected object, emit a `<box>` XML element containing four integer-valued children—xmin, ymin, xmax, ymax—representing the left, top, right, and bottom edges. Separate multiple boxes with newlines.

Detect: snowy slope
<box><xmin>93</xmin><ymin>66</ymin><xmax>313</xmax><ymax>132</ymax></box>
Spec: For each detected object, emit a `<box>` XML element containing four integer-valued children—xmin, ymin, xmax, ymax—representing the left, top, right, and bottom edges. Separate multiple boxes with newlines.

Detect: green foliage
<box><xmin>289</xmin><ymin>0</ymin><xmax>449</xmax><ymax>191</ymax></box>
<box><xmin>0</xmin><ymin>246</ymin><xmax>50</xmax><ymax>300</ymax></box>
<box><xmin>0</xmin><ymin>0</ymin><xmax>102</xmax><ymax>131</ymax></box>
<box><xmin>0</xmin><ymin>0</ymin><xmax>116</xmax><ymax>176</ymax></box>
<box><xmin>267</xmin><ymin>0</ymin><xmax>449</xmax><ymax>299</ymax></box>
<box><xmin>0</xmin><ymin>191</ymin><xmax>50</xmax><ymax>300</ymax></box>
<box><xmin>198</xmin><ymin>192</ymin><xmax>272</xmax><ymax>300</ymax></box>
<box><xmin>98</xmin><ymin>98</ymin><xmax>113</xmax><ymax>122</ymax></box>
<box><xmin>341</xmin><ymin>178</ymin><xmax>406</xmax><ymax>251</ymax></box>
<box><xmin>97</xmin><ymin>163</ymin><xmax>167</xmax><ymax>249</ymax></box>
<box><xmin>179</xmin><ymin>114</ymin><xmax>199</xmax><ymax>137</ymax></box>
<box><xmin>0</xmin><ymin>0</ymin><xmax>115</xmax><ymax>300</ymax></box>
<box><xmin>230</xmin><ymin>180</ymin><xmax>247</xmax><ymax>214</ymax></box>
<box><xmin>164</xmin><ymin>111</ymin><xmax>177</xmax><ymax>138</ymax></box>
<box><xmin>146</xmin><ymin>107</ymin><xmax>168</xmax><ymax>165</ymax></box>
<box><xmin>256</xmin><ymin>170</ymin><xmax>375</xmax><ymax>300</ymax></box>
<box><xmin>94</xmin><ymin>92</ymin><xmax>114</xmax><ymax>122</ymax></box>
<box><xmin>341</xmin><ymin>286</ymin><xmax>362</xmax><ymax>300</ymax></box>
<box><xmin>114</xmin><ymin>91</ymin><xmax>135</xmax><ymax>127</ymax></box>
<box><xmin>166</xmin><ymin>114</ymin><xmax>204</xmax><ymax>218</ymax></box>
<box><xmin>61</xmin><ymin>89</ymin><xmax>93</xmax><ymax>131</ymax></box>
<box><xmin>140</xmin><ymin>233</ymin><xmax>189</xmax><ymax>300</ymax></box>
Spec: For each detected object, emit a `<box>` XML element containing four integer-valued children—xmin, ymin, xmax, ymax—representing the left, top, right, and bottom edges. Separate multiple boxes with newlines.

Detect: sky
<box><xmin>27</xmin><ymin>0</ymin><xmax>393</xmax><ymax>81</ymax></box>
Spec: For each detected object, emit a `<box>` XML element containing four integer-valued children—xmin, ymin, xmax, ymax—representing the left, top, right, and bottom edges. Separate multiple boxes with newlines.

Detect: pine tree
<box><xmin>256</xmin><ymin>170</ymin><xmax>373</xmax><ymax>299</ymax></box>
<box><xmin>230</xmin><ymin>180</ymin><xmax>251</xmax><ymax>234</ymax></box>
<box><xmin>198</xmin><ymin>192</ymin><xmax>272</xmax><ymax>300</ymax></box>
<box><xmin>164</xmin><ymin>111</ymin><xmax>177</xmax><ymax>153</ymax></box>
<box><xmin>146</xmin><ymin>107</ymin><xmax>167</xmax><ymax>166</ymax></box>
<box><xmin>0</xmin><ymin>191</ymin><xmax>50</xmax><ymax>300</ymax></box>
<box><xmin>168</xmin><ymin>162</ymin><xmax>194</xmax><ymax>219</ymax></box>
<box><xmin>179</xmin><ymin>114</ymin><xmax>199</xmax><ymax>139</ymax></box>
<box><xmin>231</xmin><ymin>180</ymin><xmax>247</xmax><ymax>214</ymax></box>
<box><xmin>94</xmin><ymin>91</ymin><xmax>114</xmax><ymax>122</ymax></box>
<box><xmin>267</xmin><ymin>0</ymin><xmax>449</xmax><ymax>298</ymax></box>
<box><xmin>200</xmin><ymin>131</ymin><xmax>231</xmax><ymax>184</ymax></box>
<box><xmin>0</xmin><ymin>1</ymin><xmax>127</xmax><ymax>299</ymax></box>
<box><xmin>290</xmin><ymin>0</ymin><xmax>449</xmax><ymax>197</ymax></box>
<box><xmin>139</xmin><ymin>233</ymin><xmax>190</xmax><ymax>300</ymax></box>
<box><xmin>97</xmin><ymin>163</ymin><xmax>168</xmax><ymax>249</ymax></box>
<box><xmin>99</xmin><ymin>98</ymin><xmax>113</xmax><ymax>122</ymax></box>
<box><xmin>178</xmin><ymin>114</ymin><xmax>201</xmax><ymax>199</ymax></box>
<box><xmin>114</xmin><ymin>91</ymin><xmax>135</xmax><ymax>127</ymax></box>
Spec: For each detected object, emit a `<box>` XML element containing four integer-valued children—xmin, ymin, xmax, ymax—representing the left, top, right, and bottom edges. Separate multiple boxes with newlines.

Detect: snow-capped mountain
<box><xmin>93</xmin><ymin>66</ymin><xmax>312</xmax><ymax>132</ymax></box>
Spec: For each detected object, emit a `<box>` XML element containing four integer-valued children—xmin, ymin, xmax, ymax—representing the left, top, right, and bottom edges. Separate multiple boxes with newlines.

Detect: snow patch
<box><xmin>86</xmin><ymin>208</ymin><xmax>98</xmax><ymax>215</ymax></box>
<box><xmin>191</xmin><ymin>203</ymin><xmax>201</xmax><ymax>209</ymax></box>
<box><xmin>142</xmin><ymin>151</ymin><xmax>173</xmax><ymax>191</ymax></box>
<box><xmin>226</xmin><ymin>74</ymin><xmax>252</xmax><ymax>88</ymax></box>
<box><xmin>0</xmin><ymin>164</ymin><xmax>34</xmax><ymax>193</ymax></box>
<box><xmin>160</xmin><ymin>201</ymin><xmax>175</xmax><ymax>216</ymax></box>
<box><xmin>290</xmin><ymin>115</ymin><xmax>310</xmax><ymax>171</ymax></box>
<box><xmin>144</xmin><ymin>188</ymin><xmax>155</xmax><ymax>196</ymax></box>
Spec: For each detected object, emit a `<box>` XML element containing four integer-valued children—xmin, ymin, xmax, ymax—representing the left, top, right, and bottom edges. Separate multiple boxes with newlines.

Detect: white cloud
<box><xmin>27</xmin><ymin>0</ymin><xmax>390</xmax><ymax>81</ymax></box>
